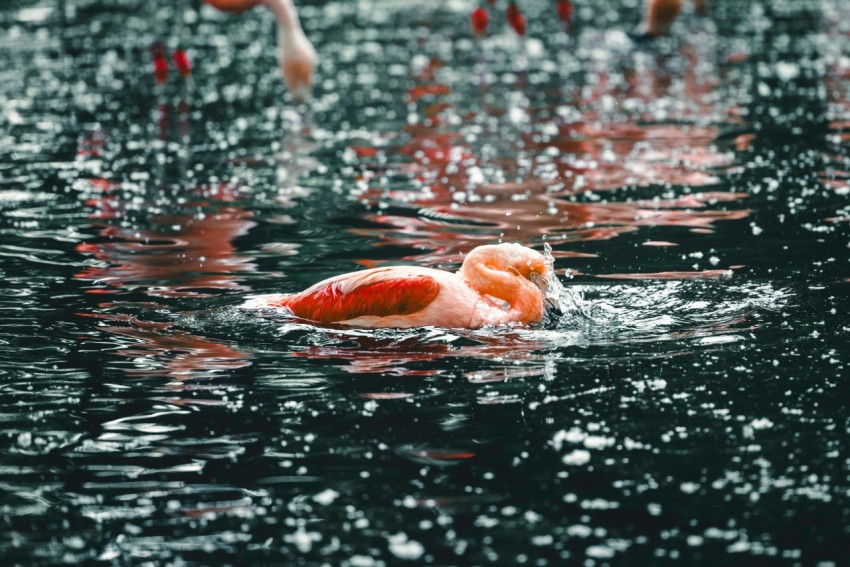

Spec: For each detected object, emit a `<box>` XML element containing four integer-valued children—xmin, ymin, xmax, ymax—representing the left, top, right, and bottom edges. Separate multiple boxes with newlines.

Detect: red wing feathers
<box><xmin>276</xmin><ymin>272</ymin><xmax>440</xmax><ymax>323</ymax></box>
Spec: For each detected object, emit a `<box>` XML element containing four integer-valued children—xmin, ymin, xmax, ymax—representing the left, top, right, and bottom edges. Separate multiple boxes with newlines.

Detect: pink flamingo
<box><xmin>204</xmin><ymin>0</ymin><xmax>316</xmax><ymax>100</ymax></box>
<box><xmin>253</xmin><ymin>243</ymin><xmax>561</xmax><ymax>329</ymax></box>
<box><xmin>636</xmin><ymin>0</ymin><xmax>708</xmax><ymax>38</ymax></box>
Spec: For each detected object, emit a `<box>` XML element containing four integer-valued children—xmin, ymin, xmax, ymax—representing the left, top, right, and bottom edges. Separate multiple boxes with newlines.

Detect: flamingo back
<box><xmin>275</xmin><ymin>270</ymin><xmax>440</xmax><ymax>323</ymax></box>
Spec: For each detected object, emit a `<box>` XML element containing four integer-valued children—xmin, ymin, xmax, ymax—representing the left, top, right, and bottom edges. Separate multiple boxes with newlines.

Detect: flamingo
<box><xmin>204</xmin><ymin>0</ymin><xmax>317</xmax><ymax>101</ymax></box>
<box><xmin>635</xmin><ymin>0</ymin><xmax>708</xmax><ymax>39</ymax></box>
<box><xmin>252</xmin><ymin>243</ymin><xmax>562</xmax><ymax>329</ymax></box>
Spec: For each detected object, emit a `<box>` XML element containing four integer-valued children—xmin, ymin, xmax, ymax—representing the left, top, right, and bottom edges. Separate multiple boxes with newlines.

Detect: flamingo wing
<box><xmin>276</xmin><ymin>269</ymin><xmax>441</xmax><ymax>323</ymax></box>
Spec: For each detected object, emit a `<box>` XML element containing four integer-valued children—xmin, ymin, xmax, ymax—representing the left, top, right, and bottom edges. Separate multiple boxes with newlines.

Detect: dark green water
<box><xmin>1</xmin><ymin>0</ymin><xmax>848</xmax><ymax>564</ymax></box>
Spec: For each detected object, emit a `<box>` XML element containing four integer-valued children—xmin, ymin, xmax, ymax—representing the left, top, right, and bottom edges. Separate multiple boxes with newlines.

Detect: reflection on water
<box><xmin>75</xmin><ymin>181</ymin><xmax>256</xmax><ymax>297</ymax></box>
<box><xmin>348</xmin><ymin>37</ymin><xmax>750</xmax><ymax>267</ymax></box>
<box><xmin>1</xmin><ymin>0</ymin><xmax>849</xmax><ymax>564</ymax></box>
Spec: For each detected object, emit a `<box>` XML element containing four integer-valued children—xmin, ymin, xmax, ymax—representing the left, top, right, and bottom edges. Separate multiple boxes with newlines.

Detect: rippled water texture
<box><xmin>1</xmin><ymin>0</ymin><xmax>849</xmax><ymax>564</ymax></box>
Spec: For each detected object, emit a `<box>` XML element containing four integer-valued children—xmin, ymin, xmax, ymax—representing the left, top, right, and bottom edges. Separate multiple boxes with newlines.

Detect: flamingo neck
<box><xmin>459</xmin><ymin>256</ymin><xmax>544</xmax><ymax>324</ymax></box>
<box><xmin>262</xmin><ymin>0</ymin><xmax>300</xmax><ymax>31</ymax></box>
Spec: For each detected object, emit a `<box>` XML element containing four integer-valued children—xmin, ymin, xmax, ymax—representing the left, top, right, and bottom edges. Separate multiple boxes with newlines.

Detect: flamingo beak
<box><xmin>530</xmin><ymin>269</ymin><xmax>563</xmax><ymax>317</ymax></box>
<box><xmin>544</xmin><ymin>293</ymin><xmax>563</xmax><ymax>316</ymax></box>
<box><xmin>543</xmin><ymin>288</ymin><xmax>563</xmax><ymax>317</ymax></box>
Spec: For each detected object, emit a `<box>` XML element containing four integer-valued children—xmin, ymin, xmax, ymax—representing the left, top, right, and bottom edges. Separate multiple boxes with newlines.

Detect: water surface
<box><xmin>1</xmin><ymin>0</ymin><xmax>849</xmax><ymax>564</ymax></box>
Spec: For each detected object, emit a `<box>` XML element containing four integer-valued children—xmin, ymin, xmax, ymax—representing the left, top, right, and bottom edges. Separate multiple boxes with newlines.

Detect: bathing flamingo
<box><xmin>254</xmin><ymin>243</ymin><xmax>561</xmax><ymax>329</ymax></box>
<box><xmin>204</xmin><ymin>0</ymin><xmax>316</xmax><ymax>100</ymax></box>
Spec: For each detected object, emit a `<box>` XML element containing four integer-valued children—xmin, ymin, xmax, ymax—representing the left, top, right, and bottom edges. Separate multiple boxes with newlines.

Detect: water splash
<box><xmin>542</xmin><ymin>240</ymin><xmax>588</xmax><ymax>322</ymax></box>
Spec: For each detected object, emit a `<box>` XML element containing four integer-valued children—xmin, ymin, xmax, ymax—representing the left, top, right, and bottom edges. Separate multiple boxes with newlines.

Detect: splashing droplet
<box><xmin>542</xmin><ymin>242</ymin><xmax>587</xmax><ymax>322</ymax></box>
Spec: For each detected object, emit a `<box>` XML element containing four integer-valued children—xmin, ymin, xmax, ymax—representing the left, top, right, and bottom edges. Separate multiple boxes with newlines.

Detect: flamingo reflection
<box><xmin>347</xmin><ymin>43</ymin><xmax>748</xmax><ymax>267</ymax></box>
<box><xmin>75</xmin><ymin>181</ymin><xmax>256</xmax><ymax>298</ymax></box>
<box><xmin>74</xmin><ymin>129</ymin><xmax>255</xmax><ymax>383</ymax></box>
<box><xmin>288</xmin><ymin>330</ymin><xmax>559</xmax><ymax>378</ymax></box>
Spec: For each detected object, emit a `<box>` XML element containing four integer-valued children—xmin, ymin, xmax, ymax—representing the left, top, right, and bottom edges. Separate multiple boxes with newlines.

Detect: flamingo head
<box><xmin>505</xmin><ymin>244</ymin><xmax>564</xmax><ymax>316</ymax></box>
<box><xmin>463</xmin><ymin>243</ymin><xmax>563</xmax><ymax>316</ymax></box>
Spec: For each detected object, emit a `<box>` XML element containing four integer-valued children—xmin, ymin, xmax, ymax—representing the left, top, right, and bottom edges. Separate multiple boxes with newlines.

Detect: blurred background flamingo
<box><xmin>635</xmin><ymin>0</ymin><xmax>709</xmax><ymax>39</ymax></box>
<box><xmin>471</xmin><ymin>0</ymin><xmax>709</xmax><ymax>41</ymax></box>
<box><xmin>204</xmin><ymin>0</ymin><xmax>316</xmax><ymax>100</ymax></box>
